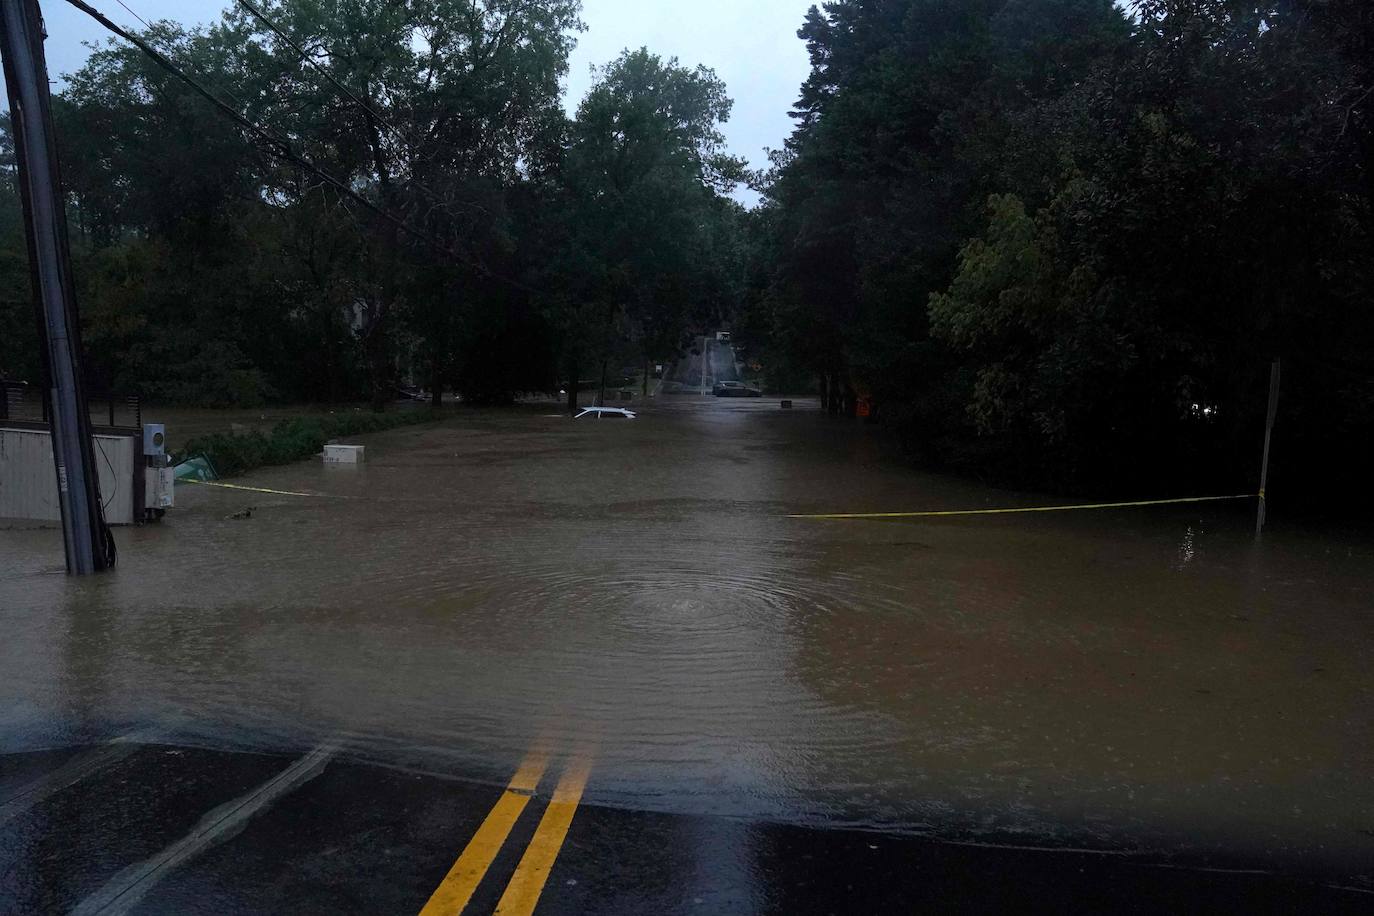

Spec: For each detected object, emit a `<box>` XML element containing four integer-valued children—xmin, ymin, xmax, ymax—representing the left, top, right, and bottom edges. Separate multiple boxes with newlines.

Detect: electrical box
<box><xmin>143</xmin><ymin>423</ymin><xmax>166</xmax><ymax>458</ymax></box>
<box><xmin>141</xmin><ymin>423</ymin><xmax>172</xmax><ymax>519</ymax></box>
<box><xmin>144</xmin><ymin>465</ymin><xmax>174</xmax><ymax>512</ymax></box>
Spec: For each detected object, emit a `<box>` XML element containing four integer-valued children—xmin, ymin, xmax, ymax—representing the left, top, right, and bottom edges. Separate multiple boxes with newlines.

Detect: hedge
<box><xmin>177</xmin><ymin>408</ymin><xmax>445</xmax><ymax>477</ymax></box>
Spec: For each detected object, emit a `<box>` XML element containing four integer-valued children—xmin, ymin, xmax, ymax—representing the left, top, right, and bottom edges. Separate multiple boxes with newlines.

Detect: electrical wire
<box><xmin>95</xmin><ymin>433</ymin><xmax>117</xmax><ymax>512</ymax></box>
<box><xmin>62</xmin><ymin>0</ymin><xmax>544</xmax><ymax>300</ymax></box>
<box><xmin>111</xmin><ymin>0</ymin><xmax>150</xmax><ymax>30</ymax></box>
<box><xmin>234</xmin><ymin>0</ymin><xmax>412</xmax><ymax>149</ymax></box>
<box><xmin>232</xmin><ymin>0</ymin><xmax>492</xmax><ymax>222</ymax></box>
<box><xmin>112</xmin><ymin>0</ymin><xmax>248</xmax><ymax>110</ymax></box>
<box><xmin>90</xmin><ymin>439</ymin><xmax>117</xmax><ymax>568</ymax></box>
<box><xmin>62</xmin><ymin>0</ymin><xmax>458</xmax><ymax>260</ymax></box>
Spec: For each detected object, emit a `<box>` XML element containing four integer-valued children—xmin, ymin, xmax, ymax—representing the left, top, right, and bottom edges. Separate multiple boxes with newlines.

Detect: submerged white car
<box><xmin>575</xmin><ymin>407</ymin><xmax>637</xmax><ymax>419</ymax></box>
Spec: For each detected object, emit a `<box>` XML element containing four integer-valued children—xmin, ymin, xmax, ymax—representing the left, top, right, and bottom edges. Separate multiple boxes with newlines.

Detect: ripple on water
<box><xmin>6</xmin><ymin>410</ymin><xmax>1371</xmax><ymax>860</ymax></box>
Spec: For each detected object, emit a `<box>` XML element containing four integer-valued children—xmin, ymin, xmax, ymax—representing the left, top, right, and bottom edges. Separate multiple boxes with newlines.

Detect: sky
<box><xmin>38</xmin><ymin>0</ymin><xmax>816</xmax><ymax>205</ymax></box>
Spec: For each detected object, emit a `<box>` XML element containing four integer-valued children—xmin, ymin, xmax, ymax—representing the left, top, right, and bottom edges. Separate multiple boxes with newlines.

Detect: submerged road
<box><xmin>3</xmin><ymin>396</ymin><xmax>1374</xmax><ymax>911</ymax></box>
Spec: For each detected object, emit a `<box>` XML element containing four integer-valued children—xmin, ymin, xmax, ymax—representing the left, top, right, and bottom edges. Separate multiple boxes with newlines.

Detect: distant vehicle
<box><xmin>716</xmin><ymin>331</ymin><xmax>732</xmax><ymax>342</ymax></box>
<box><xmin>713</xmin><ymin>381</ymin><xmax>761</xmax><ymax>398</ymax></box>
<box><xmin>396</xmin><ymin>385</ymin><xmax>427</xmax><ymax>401</ymax></box>
<box><xmin>576</xmin><ymin>407</ymin><xmax>637</xmax><ymax>419</ymax></box>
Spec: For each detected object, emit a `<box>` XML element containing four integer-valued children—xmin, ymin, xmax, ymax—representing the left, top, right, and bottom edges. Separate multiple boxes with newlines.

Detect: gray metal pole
<box><xmin>1</xmin><ymin>0</ymin><xmax>110</xmax><ymax>573</ymax></box>
<box><xmin>1255</xmin><ymin>358</ymin><xmax>1281</xmax><ymax>538</ymax></box>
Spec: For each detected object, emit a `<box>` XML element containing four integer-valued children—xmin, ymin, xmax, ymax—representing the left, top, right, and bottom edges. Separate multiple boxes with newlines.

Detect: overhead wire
<box><xmin>62</xmin><ymin>0</ymin><xmax>468</xmax><ymax>264</ymax></box>
<box><xmin>110</xmin><ymin>0</ymin><xmax>248</xmax><ymax>110</ymax></box>
<box><xmin>110</xmin><ymin>0</ymin><xmax>150</xmax><ymax>30</ymax></box>
<box><xmin>234</xmin><ymin>0</ymin><xmax>413</xmax><ymax>149</ymax></box>
<box><xmin>232</xmin><ymin>0</ymin><xmax>494</xmax><ymax>222</ymax></box>
<box><xmin>63</xmin><ymin>0</ymin><xmax>543</xmax><ymax>298</ymax></box>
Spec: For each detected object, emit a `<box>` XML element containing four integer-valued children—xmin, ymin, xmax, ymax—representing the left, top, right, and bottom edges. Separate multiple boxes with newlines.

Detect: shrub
<box><xmin>177</xmin><ymin>408</ymin><xmax>443</xmax><ymax>477</ymax></box>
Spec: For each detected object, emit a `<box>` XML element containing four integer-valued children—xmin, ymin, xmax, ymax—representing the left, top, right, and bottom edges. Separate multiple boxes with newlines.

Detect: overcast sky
<box><xmin>39</xmin><ymin>0</ymin><xmax>815</xmax><ymax>204</ymax></box>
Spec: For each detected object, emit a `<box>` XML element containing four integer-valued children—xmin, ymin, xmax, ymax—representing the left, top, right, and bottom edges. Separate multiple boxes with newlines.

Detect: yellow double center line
<box><xmin>494</xmin><ymin>755</ymin><xmax>593</xmax><ymax>914</ymax></box>
<box><xmin>420</xmin><ymin>749</ymin><xmax>592</xmax><ymax>916</ymax></box>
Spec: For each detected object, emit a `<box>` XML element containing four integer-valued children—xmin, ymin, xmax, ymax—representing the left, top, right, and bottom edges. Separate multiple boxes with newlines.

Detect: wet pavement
<box><xmin>3</xmin><ymin>740</ymin><xmax>1370</xmax><ymax>914</ymax></box>
<box><xmin>3</xmin><ymin>396</ymin><xmax>1373</xmax><ymax>911</ymax></box>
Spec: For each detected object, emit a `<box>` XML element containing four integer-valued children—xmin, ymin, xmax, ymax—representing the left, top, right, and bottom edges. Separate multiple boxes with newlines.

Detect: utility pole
<box><xmin>1255</xmin><ymin>358</ymin><xmax>1281</xmax><ymax>538</ymax></box>
<box><xmin>1</xmin><ymin>0</ymin><xmax>111</xmax><ymax>573</ymax></box>
<box><xmin>703</xmin><ymin>335</ymin><xmax>714</xmax><ymax>395</ymax></box>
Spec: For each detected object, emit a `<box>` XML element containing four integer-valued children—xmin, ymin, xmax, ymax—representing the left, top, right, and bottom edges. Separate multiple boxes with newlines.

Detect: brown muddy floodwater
<box><xmin>2</xmin><ymin>398</ymin><xmax>1373</xmax><ymax>878</ymax></box>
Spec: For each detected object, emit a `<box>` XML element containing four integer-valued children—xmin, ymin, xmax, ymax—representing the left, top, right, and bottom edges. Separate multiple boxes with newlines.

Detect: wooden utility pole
<box><xmin>1</xmin><ymin>0</ymin><xmax>111</xmax><ymax>573</ymax></box>
<box><xmin>1255</xmin><ymin>358</ymin><xmax>1281</xmax><ymax>537</ymax></box>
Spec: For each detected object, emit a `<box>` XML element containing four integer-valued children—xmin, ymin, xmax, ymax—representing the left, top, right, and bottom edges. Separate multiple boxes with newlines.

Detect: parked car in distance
<box><xmin>575</xmin><ymin>407</ymin><xmax>637</xmax><ymax>419</ymax></box>
<box><xmin>713</xmin><ymin>381</ymin><xmax>762</xmax><ymax>398</ymax></box>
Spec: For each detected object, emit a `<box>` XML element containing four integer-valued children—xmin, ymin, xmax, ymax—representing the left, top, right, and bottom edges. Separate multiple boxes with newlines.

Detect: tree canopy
<box><xmin>1</xmin><ymin>0</ymin><xmax>738</xmax><ymax>411</ymax></box>
<box><xmin>744</xmin><ymin>0</ymin><xmax>1374</xmax><ymax>508</ymax></box>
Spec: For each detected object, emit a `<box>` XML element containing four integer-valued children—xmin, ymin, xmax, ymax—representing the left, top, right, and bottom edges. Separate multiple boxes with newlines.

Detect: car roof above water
<box><xmin>576</xmin><ymin>407</ymin><xmax>637</xmax><ymax>419</ymax></box>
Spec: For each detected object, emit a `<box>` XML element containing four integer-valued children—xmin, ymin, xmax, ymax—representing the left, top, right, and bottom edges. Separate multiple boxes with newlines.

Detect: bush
<box><xmin>177</xmin><ymin>408</ymin><xmax>444</xmax><ymax>477</ymax></box>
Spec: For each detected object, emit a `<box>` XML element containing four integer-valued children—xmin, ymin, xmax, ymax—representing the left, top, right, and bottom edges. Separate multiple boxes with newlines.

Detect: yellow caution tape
<box><xmin>790</xmin><ymin>494</ymin><xmax>1257</xmax><ymax>521</ymax></box>
<box><xmin>182</xmin><ymin>477</ymin><xmax>1256</xmax><ymax>517</ymax></box>
<box><xmin>180</xmin><ymin>479</ymin><xmax>318</xmax><ymax>498</ymax></box>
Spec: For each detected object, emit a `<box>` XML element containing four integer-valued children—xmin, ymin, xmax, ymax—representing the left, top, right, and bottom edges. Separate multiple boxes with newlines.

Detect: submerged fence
<box><xmin>0</xmin><ymin>380</ymin><xmax>142</xmax><ymax>429</ymax></box>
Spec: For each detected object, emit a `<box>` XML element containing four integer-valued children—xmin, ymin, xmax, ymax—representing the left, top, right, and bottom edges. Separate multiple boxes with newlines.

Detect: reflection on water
<box><xmin>1175</xmin><ymin>524</ymin><xmax>1197</xmax><ymax>569</ymax></box>
<box><xmin>2</xmin><ymin>398</ymin><xmax>1372</xmax><ymax>870</ymax></box>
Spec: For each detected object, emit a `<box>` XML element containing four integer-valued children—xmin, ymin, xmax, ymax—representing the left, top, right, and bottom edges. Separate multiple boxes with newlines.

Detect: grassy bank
<box><xmin>176</xmin><ymin>407</ymin><xmax>446</xmax><ymax>477</ymax></box>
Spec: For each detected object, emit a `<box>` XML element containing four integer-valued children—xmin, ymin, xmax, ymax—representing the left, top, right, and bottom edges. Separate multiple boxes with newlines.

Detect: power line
<box><xmin>110</xmin><ymin>0</ymin><xmax>248</xmax><ymax>110</ymax></box>
<box><xmin>111</xmin><ymin>0</ymin><xmax>150</xmax><ymax>30</ymax></box>
<box><xmin>233</xmin><ymin>0</ymin><xmax>493</xmax><ymax>224</ymax></box>
<box><xmin>234</xmin><ymin>0</ymin><xmax>412</xmax><ymax>149</ymax></box>
<box><xmin>63</xmin><ymin>0</ymin><xmax>541</xmax><ymax>297</ymax></box>
<box><xmin>62</xmin><ymin>0</ymin><xmax>454</xmax><ymax>259</ymax></box>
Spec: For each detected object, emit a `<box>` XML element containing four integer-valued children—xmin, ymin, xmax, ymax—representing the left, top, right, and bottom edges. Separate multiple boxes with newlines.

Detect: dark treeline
<box><xmin>1</xmin><ymin>0</ymin><xmax>1371</xmax><ymax>509</ymax></box>
<box><xmin>743</xmin><ymin>0</ymin><xmax>1373</xmax><ymax>508</ymax></box>
<box><xmin>0</xmin><ymin>0</ymin><xmax>745</xmax><ymax>411</ymax></box>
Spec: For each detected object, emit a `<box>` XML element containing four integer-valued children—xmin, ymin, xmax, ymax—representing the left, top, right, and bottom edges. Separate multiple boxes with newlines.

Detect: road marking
<box><xmin>493</xmin><ymin>753</ymin><xmax>592</xmax><ymax>916</ymax></box>
<box><xmin>790</xmin><ymin>493</ymin><xmax>1256</xmax><ymax>521</ymax></box>
<box><xmin>70</xmin><ymin>742</ymin><xmax>337</xmax><ymax>916</ymax></box>
<box><xmin>0</xmin><ymin>734</ymin><xmax>149</xmax><ymax>827</ymax></box>
<box><xmin>419</xmin><ymin>749</ymin><xmax>551</xmax><ymax>916</ymax></box>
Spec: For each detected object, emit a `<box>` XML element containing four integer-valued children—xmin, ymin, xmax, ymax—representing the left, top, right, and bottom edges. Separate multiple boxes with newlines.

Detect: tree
<box><xmin>0</xmin><ymin>115</ymin><xmax>38</xmax><ymax>384</ymax></box>
<box><xmin>752</xmin><ymin>0</ymin><xmax>1374</xmax><ymax>506</ymax></box>
<box><xmin>6</xmin><ymin>0</ymin><xmax>584</xmax><ymax>408</ymax></box>
<box><xmin>547</xmin><ymin>48</ymin><xmax>746</xmax><ymax>414</ymax></box>
<box><xmin>758</xmin><ymin>0</ymin><xmax>1130</xmax><ymax>415</ymax></box>
<box><xmin>227</xmin><ymin>0</ymin><xmax>583</xmax><ymax>408</ymax></box>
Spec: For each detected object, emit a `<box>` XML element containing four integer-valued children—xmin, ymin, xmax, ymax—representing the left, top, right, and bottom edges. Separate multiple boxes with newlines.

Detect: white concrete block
<box><xmin>323</xmin><ymin>444</ymin><xmax>365</xmax><ymax>464</ymax></box>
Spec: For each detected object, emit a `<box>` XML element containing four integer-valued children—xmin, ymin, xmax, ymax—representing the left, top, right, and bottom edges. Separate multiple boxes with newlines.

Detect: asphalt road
<box><xmin>2</xmin><ymin>739</ymin><xmax>1369</xmax><ymax>915</ymax></box>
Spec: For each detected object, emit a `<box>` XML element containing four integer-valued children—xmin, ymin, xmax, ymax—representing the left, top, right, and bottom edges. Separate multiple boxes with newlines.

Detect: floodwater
<box><xmin>2</xmin><ymin>397</ymin><xmax>1372</xmax><ymax>880</ymax></box>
